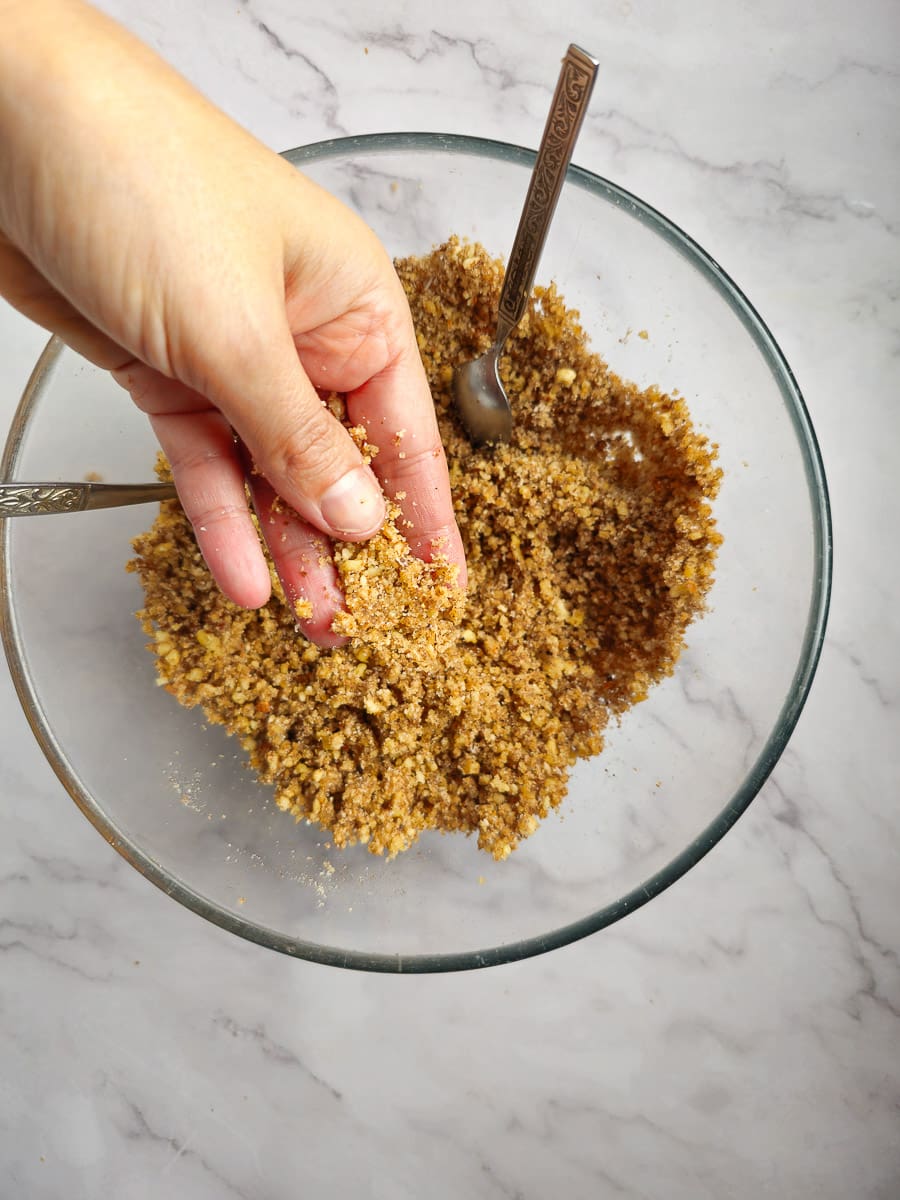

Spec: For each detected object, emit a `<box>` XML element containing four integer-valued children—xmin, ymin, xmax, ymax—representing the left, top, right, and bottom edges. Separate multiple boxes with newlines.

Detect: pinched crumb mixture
<box><xmin>129</xmin><ymin>238</ymin><xmax>722</xmax><ymax>860</ymax></box>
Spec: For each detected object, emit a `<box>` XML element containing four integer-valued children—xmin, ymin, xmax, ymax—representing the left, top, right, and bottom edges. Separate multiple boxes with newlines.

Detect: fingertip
<box><xmin>278</xmin><ymin>564</ymin><xmax>347</xmax><ymax>649</ymax></box>
<box><xmin>149</xmin><ymin>409</ymin><xmax>273</xmax><ymax>611</ymax></box>
<box><xmin>247</xmin><ymin>473</ymin><xmax>350</xmax><ymax>649</ymax></box>
<box><xmin>202</xmin><ymin>537</ymin><xmax>273</xmax><ymax>610</ymax></box>
<box><xmin>408</xmin><ymin>522</ymin><xmax>468</xmax><ymax>591</ymax></box>
<box><xmin>297</xmin><ymin>614</ymin><xmax>349</xmax><ymax>651</ymax></box>
<box><xmin>235</xmin><ymin>573</ymin><xmax>274</xmax><ymax>611</ymax></box>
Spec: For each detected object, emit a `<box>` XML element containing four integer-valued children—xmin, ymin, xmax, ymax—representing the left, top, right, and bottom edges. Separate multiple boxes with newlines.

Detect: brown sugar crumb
<box><xmin>128</xmin><ymin>236</ymin><xmax>722</xmax><ymax>860</ymax></box>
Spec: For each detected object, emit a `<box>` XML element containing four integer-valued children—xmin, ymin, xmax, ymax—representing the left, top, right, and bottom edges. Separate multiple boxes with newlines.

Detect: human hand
<box><xmin>0</xmin><ymin>0</ymin><xmax>466</xmax><ymax>647</ymax></box>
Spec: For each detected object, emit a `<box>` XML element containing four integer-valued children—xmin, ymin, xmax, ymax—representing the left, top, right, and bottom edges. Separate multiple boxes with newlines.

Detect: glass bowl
<box><xmin>0</xmin><ymin>133</ymin><xmax>831</xmax><ymax>972</ymax></box>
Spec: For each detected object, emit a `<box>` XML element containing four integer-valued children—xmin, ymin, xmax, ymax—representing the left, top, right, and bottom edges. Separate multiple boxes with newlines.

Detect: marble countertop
<box><xmin>2</xmin><ymin>1</ymin><xmax>898</xmax><ymax>1195</ymax></box>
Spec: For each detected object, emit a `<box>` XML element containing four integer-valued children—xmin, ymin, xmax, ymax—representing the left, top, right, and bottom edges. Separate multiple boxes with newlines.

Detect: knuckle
<box><xmin>113</xmin><ymin>360</ymin><xmax>155</xmax><ymax>410</ymax></box>
<box><xmin>273</xmin><ymin>411</ymin><xmax>345</xmax><ymax>484</ymax></box>
<box><xmin>187</xmin><ymin>500</ymin><xmax>248</xmax><ymax>533</ymax></box>
<box><xmin>168</xmin><ymin>443</ymin><xmax>232</xmax><ymax>476</ymax></box>
<box><xmin>224</xmin><ymin>311</ymin><xmax>270</xmax><ymax>372</ymax></box>
<box><xmin>384</xmin><ymin>441</ymin><xmax>445</xmax><ymax>480</ymax></box>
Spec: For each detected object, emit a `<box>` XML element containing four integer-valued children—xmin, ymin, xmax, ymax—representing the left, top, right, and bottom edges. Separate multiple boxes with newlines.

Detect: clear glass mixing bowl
<box><xmin>0</xmin><ymin>133</ymin><xmax>832</xmax><ymax>971</ymax></box>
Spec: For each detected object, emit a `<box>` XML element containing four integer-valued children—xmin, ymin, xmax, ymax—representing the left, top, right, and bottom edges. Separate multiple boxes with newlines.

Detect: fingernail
<box><xmin>319</xmin><ymin>466</ymin><xmax>385</xmax><ymax>536</ymax></box>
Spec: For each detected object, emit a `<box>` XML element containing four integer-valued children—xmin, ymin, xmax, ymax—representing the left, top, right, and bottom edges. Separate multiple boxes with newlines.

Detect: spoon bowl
<box><xmin>451</xmin><ymin>347</ymin><xmax>512</xmax><ymax>446</ymax></box>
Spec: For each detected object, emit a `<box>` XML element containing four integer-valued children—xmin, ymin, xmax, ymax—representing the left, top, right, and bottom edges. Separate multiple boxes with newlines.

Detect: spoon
<box><xmin>0</xmin><ymin>480</ymin><xmax>177</xmax><ymax>516</ymax></box>
<box><xmin>453</xmin><ymin>44</ymin><xmax>598</xmax><ymax>445</ymax></box>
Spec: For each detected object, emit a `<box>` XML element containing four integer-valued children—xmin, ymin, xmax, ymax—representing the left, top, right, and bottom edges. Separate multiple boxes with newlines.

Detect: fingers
<box><xmin>284</xmin><ymin>218</ymin><xmax>466</xmax><ymax>588</ymax></box>
<box><xmin>208</xmin><ymin>320</ymin><xmax>386</xmax><ymax>545</ymax></box>
<box><xmin>148</xmin><ymin>409</ymin><xmax>272</xmax><ymax>610</ymax></box>
<box><xmin>123</xmin><ymin>365</ymin><xmax>345</xmax><ymax>644</ymax></box>
<box><xmin>0</xmin><ymin>306</ymin><xmax>278</xmax><ymax>612</ymax></box>
<box><xmin>246</xmin><ymin>472</ymin><xmax>348</xmax><ymax>650</ymax></box>
<box><xmin>0</xmin><ymin>246</ymin><xmax>272</xmax><ymax>615</ymax></box>
<box><xmin>346</xmin><ymin>346</ymin><xmax>468</xmax><ymax>590</ymax></box>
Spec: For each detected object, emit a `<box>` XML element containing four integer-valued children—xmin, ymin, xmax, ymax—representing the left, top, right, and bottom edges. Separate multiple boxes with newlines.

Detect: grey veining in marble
<box><xmin>2</xmin><ymin>1</ymin><xmax>899</xmax><ymax>1197</ymax></box>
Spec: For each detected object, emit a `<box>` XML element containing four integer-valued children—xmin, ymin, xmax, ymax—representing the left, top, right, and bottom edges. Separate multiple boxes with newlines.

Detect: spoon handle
<box><xmin>0</xmin><ymin>481</ymin><xmax>177</xmax><ymax>517</ymax></box>
<box><xmin>496</xmin><ymin>44</ymin><xmax>599</xmax><ymax>345</ymax></box>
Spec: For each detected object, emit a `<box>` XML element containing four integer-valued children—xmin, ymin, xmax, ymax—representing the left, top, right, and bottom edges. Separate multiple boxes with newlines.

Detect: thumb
<box><xmin>210</xmin><ymin>320</ymin><xmax>385</xmax><ymax>541</ymax></box>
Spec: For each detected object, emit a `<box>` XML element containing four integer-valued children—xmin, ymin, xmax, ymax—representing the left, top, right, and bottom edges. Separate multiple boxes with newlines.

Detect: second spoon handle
<box><xmin>0</xmin><ymin>481</ymin><xmax>177</xmax><ymax>517</ymax></box>
<box><xmin>496</xmin><ymin>44</ymin><xmax>599</xmax><ymax>345</ymax></box>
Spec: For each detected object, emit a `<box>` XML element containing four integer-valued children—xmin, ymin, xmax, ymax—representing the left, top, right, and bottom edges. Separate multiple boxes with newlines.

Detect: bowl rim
<box><xmin>0</xmin><ymin>131</ymin><xmax>833</xmax><ymax>973</ymax></box>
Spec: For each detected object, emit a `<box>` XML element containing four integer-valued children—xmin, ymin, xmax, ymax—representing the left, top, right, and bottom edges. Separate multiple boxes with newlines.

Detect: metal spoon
<box><xmin>453</xmin><ymin>44</ymin><xmax>598</xmax><ymax>445</ymax></box>
<box><xmin>0</xmin><ymin>480</ymin><xmax>177</xmax><ymax>517</ymax></box>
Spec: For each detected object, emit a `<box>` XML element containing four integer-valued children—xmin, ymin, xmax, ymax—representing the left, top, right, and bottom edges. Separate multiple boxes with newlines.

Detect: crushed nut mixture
<box><xmin>129</xmin><ymin>238</ymin><xmax>722</xmax><ymax>860</ymax></box>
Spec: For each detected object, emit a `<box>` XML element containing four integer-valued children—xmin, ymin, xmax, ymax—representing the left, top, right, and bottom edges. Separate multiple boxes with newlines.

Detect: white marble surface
<box><xmin>2</xmin><ymin>0</ymin><xmax>898</xmax><ymax>1195</ymax></box>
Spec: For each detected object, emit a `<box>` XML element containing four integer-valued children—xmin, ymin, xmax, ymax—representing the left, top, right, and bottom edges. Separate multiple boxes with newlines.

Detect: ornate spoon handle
<box><xmin>496</xmin><ymin>44</ymin><xmax>599</xmax><ymax>344</ymax></box>
<box><xmin>0</xmin><ymin>481</ymin><xmax>177</xmax><ymax>516</ymax></box>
